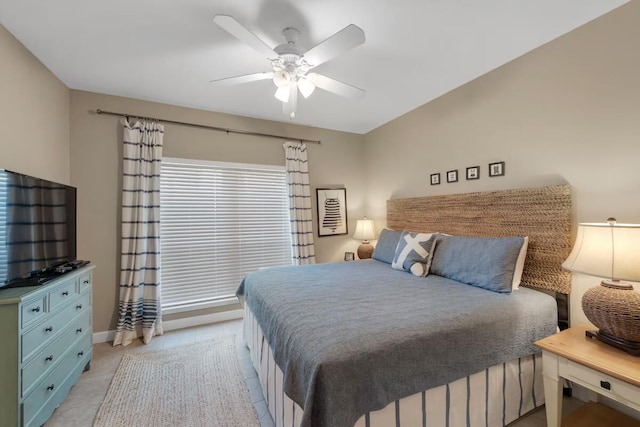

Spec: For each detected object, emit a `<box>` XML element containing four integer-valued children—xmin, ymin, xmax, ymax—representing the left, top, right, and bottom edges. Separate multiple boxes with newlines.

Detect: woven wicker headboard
<box><xmin>386</xmin><ymin>185</ymin><xmax>573</xmax><ymax>294</ymax></box>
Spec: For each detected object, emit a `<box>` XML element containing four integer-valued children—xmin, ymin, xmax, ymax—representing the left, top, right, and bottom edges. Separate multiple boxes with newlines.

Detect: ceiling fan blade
<box><xmin>307</xmin><ymin>73</ymin><xmax>365</xmax><ymax>99</ymax></box>
<box><xmin>213</xmin><ymin>15</ymin><xmax>278</xmax><ymax>59</ymax></box>
<box><xmin>210</xmin><ymin>72</ymin><xmax>273</xmax><ymax>86</ymax></box>
<box><xmin>303</xmin><ymin>24</ymin><xmax>365</xmax><ymax>68</ymax></box>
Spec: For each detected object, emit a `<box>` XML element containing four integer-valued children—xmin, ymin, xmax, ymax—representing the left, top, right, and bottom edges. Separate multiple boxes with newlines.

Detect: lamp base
<box><xmin>582</xmin><ymin>280</ymin><xmax>640</xmax><ymax>344</ymax></box>
<box><xmin>586</xmin><ymin>329</ymin><xmax>640</xmax><ymax>357</ymax></box>
<box><xmin>357</xmin><ymin>242</ymin><xmax>374</xmax><ymax>260</ymax></box>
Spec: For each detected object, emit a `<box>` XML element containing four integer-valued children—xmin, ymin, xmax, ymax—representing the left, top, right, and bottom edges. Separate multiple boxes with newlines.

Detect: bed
<box><xmin>238</xmin><ymin>185</ymin><xmax>573</xmax><ymax>427</ymax></box>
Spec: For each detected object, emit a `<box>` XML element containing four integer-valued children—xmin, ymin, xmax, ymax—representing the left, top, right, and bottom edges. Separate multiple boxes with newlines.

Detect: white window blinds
<box><xmin>160</xmin><ymin>157</ymin><xmax>293</xmax><ymax>313</ymax></box>
<box><xmin>0</xmin><ymin>171</ymin><xmax>7</xmax><ymax>283</ymax></box>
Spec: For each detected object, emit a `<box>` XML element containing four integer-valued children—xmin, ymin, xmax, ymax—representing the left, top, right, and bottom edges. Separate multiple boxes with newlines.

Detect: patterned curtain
<box><xmin>113</xmin><ymin>119</ymin><xmax>164</xmax><ymax>346</ymax></box>
<box><xmin>283</xmin><ymin>142</ymin><xmax>316</xmax><ymax>265</ymax></box>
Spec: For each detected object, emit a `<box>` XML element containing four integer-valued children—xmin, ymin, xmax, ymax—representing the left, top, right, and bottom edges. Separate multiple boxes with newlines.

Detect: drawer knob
<box><xmin>76</xmin><ymin>328</ymin><xmax>83</xmax><ymax>333</ymax></box>
<box><xmin>45</xmin><ymin>355</ymin><xmax>54</xmax><ymax>362</ymax></box>
<box><xmin>45</xmin><ymin>326</ymin><xmax>53</xmax><ymax>332</ymax></box>
<box><xmin>76</xmin><ymin>304</ymin><xmax>83</xmax><ymax>310</ymax></box>
<box><xmin>62</xmin><ymin>291</ymin><xmax>69</xmax><ymax>296</ymax></box>
<box><xmin>83</xmin><ymin>280</ymin><xmax>90</xmax><ymax>284</ymax></box>
<box><xmin>31</xmin><ymin>307</ymin><xmax>41</xmax><ymax>313</ymax></box>
<box><xmin>47</xmin><ymin>384</ymin><xmax>55</xmax><ymax>391</ymax></box>
<box><xmin>78</xmin><ymin>351</ymin><xmax>84</xmax><ymax>357</ymax></box>
<box><xmin>600</xmin><ymin>381</ymin><xmax>611</xmax><ymax>390</ymax></box>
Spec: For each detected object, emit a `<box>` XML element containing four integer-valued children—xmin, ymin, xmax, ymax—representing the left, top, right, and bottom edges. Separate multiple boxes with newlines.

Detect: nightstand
<box><xmin>534</xmin><ymin>324</ymin><xmax>640</xmax><ymax>427</ymax></box>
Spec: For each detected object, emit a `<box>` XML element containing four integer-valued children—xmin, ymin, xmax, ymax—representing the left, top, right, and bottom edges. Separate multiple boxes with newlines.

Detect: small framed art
<box><xmin>430</xmin><ymin>173</ymin><xmax>440</xmax><ymax>185</ymax></box>
<box><xmin>316</xmin><ymin>187</ymin><xmax>348</xmax><ymax>237</ymax></box>
<box><xmin>344</xmin><ymin>252</ymin><xmax>355</xmax><ymax>261</ymax></box>
<box><xmin>466</xmin><ymin>166</ymin><xmax>480</xmax><ymax>180</ymax></box>
<box><xmin>489</xmin><ymin>161</ymin><xmax>505</xmax><ymax>177</ymax></box>
<box><xmin>446</xmin><ymin>170</ymin><xmax>458</xmax><ymax>183</ymax></box>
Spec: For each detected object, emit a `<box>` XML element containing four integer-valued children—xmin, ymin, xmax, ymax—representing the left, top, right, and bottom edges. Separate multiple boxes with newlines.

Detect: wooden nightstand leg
<box><xmin>542</xmin><ymin>351</ymin><xmax>563</xmax><ymax>427</ymax></box>
<box><xmin>543</xmin><ymin>374</ymin><xmax>563</xmax><ymax>427</ymax></box>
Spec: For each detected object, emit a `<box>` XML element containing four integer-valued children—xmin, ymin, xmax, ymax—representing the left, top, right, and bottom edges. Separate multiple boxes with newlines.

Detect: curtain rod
<box><xmin>95</xmin><ymin>109</ymin><xmax>321</xmax><ymax>145</ymax></box>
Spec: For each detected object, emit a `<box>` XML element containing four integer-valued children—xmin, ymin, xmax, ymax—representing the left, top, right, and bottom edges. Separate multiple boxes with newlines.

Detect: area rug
<box><xmin>93</xmin><ymin>335</ymin><xmax>259</xmax><ymax>427</ymax></box>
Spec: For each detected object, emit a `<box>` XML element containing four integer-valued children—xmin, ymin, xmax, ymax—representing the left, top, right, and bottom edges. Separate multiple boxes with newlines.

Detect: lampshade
<box><xmin>273</xmin><ymin>69</ymin><xmax>290</xmax><ymax>88</ymax></box>
<box><xmin>562</xmin><ymin>220</ymin><xmax>640</xmax><ymax>282</ymax></box>
<box><xmin>274</xmin><ymin>85</ymin><xmax>290</xmax><ymax>103</ymax></box>
<box><xmin>297</xmin><ymin>77</ymin><xmax>316</xmax><ymax>98</ymax></box>
<box><xmin>353</xmin><ymin>219</ymin><xmax>376</xmax><ymax>241</ymax></box>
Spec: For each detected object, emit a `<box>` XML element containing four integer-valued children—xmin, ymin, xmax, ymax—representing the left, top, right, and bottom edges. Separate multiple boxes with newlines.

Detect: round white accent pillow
<box><xmin>409</xmin><ymin>262</ymin><xmax>425</xmax><ymax>276</ymax></box>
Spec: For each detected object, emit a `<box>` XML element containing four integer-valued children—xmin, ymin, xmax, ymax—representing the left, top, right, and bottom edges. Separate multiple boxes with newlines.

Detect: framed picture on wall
<box><xmin>316</xmin><ymin>188</ymin><xmax>348</xmax><ymax>237</ymax></box>
<box><xmin>489</xmin><ymin>161</ymin><xmax>505</xmax><ymax>177</ymax></box>
<box><xmin>466</xmin><ymin>166</ymin><xmax>480</xmax><ymax>180</ymax></box>
<box><xmin>430</xmin><ymin>173</ymin><xmax>441</xmax><ymax>185</ymax></box>
<box><xmin>446</xmin><ymin>170</ymin><xmax>458</xmax><ymax>183</ymax></box>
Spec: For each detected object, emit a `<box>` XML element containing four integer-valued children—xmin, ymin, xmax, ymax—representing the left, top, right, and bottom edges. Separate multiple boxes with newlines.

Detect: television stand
<box><xmin>0</xmin><ymin>265</ymin><xmax>95</xmax><ymax>426</ymax></box>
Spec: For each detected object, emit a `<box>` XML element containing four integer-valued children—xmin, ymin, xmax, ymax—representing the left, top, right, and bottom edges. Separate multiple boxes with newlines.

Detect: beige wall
<box><xmin>0</xmin><ymin>24</ymin><xmax>70</xmax><ymax>183</ymax></box>
<box><xmin>363</xmin><ymin>1</ymin><xmax>640</xmax><ymax>327</ymax></box>
<box><xmin>70</xmin><ymin>90</ymin><xmax>365</xmax><ymax>333</ymax></box>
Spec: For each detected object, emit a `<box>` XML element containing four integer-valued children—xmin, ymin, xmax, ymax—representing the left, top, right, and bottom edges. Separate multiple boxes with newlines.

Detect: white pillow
<box><xmin>511</xmin><ymin>236</ymin><xmax>529</xmax><ymax>290</ymax></box>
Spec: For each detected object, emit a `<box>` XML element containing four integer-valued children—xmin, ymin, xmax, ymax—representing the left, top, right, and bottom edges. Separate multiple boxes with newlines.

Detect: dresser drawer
<box><xmin>72</xmin><ymin>290</ymin><xmax>91</xmax><ymax>314</ymax></box>
<box><xmin>49</xmin><ymin>280</ymin><xmax>78</xmax><ymax>311</ymax></box>
<box><xmin>21</xmin><ymin>296</ymin><xmax>47</xmax><ymax>329</ymax></box>
<box><xmin>77</xmin><ymin>271</ymin><xmax>92</xmax><ymax>293</ymax></box>
<box><xmin>22</xmin><ymin>311</ymin><xmax>91</xmax><ymax>396</ymax></box>
<box><xmin>22</xmin><ymin>333</ymin><xmax>92</xmax><ymax>427</ymax></box>
<box><xmin>565</xmin><ymin>359</ymin><xmax>640</xmax><ymax>407</ymax></box>
<box><xmin>75</xmin><ymin>331</ymin><xmax>93</xmax><ymax>360</ymax></box>
<box><xmin>22</xmin><ymin>291</ymin><xmax>91</xmax><ymax>362</ymax></box>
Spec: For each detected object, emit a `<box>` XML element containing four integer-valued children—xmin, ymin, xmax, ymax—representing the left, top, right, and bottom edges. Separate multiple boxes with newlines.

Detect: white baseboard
<box><xmin>92</xmin><ymin>309</ymin><xmax>244</xmax><ymax>344</ymax></box>
<box><xmin>162</xmin><ymin>309</ymin><xmax>244</xmax><ymax>332</ymax></box>
<box><xmin>92</xmin><ymin>329</ymin><xmax>116</xmax><ymax>344</ymax></box>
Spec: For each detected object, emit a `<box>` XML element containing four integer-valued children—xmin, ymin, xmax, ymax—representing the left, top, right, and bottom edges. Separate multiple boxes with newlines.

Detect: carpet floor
<box><xmin>92</xmin><ymin>335</ymin><xmax>258</xmax><ymax>427</ymax></box>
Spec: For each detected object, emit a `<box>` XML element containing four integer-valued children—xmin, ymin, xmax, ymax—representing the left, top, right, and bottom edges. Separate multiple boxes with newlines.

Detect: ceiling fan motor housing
<box><xmin>273</xmin><ymin>26</ymin><xmax>311</xmax><ymax>84</ymax></box>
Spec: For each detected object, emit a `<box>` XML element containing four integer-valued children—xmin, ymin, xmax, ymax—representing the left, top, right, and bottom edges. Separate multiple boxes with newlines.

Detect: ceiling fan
<box><xmin>211</xmin><ymin>15</ymin><xmax>366</xmax><ymax>119</ymax></box>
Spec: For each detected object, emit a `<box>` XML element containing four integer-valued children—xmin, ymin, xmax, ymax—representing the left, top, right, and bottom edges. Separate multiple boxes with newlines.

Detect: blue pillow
<box><xmin>429</xmin><ymin>235</ymin><xmax>525</xmax><ymax>293</ymax></box>
<box><xmin>372</xmin><ymin>228</ymin><xmax>402</xmax><ymax>264</ymax></box>
<box><xmin>391</xmin><ymin>231</ymin><xmax>436</xmax><ymax>276</ymax></box>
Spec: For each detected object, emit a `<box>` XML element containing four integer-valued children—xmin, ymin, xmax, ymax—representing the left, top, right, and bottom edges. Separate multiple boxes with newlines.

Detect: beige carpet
<box><xmin>93</xmin><ymin>335</ymin><xmax>259</xmax><ymax>427</ymax></box>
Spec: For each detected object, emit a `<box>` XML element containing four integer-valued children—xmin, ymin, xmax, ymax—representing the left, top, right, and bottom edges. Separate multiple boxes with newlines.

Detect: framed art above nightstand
<box><xmin>317</xmin><ymin>188</ymin><xmax>348</xmax><ymax>237</ymax></box>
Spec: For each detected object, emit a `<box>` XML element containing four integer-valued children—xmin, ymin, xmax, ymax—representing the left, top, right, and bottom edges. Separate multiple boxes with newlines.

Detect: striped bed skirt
<box><xmin>243</xmin><ymin>306</ymin><xmax>545</xmax><ymax>427</ymax></box>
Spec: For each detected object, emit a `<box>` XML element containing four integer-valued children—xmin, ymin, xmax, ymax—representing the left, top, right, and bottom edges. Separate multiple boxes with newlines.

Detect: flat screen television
<box><xmin>0</xmin><ymin>169</ymin><xmax>77</xmax><ymax>288</ymax></box>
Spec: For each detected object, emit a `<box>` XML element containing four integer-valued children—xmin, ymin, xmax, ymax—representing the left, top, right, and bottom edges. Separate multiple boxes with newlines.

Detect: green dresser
<box><xmin>0</xmin><ymin>265</ymin><xmax>94</xmax><ymax>427</ymax></box>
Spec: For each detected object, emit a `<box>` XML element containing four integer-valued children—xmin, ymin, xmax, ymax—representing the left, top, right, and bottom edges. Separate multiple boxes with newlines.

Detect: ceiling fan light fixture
<box><xmin>297</xmin><ymin>77</ymin><xmax>316</xmax><ymax>98</ymax></box>
<box><xmin>275</xmin><ymin>85</ymin><xmax>290</xmax><ymax>103</ymax></box>
<box><xmin>273</xmin><ymin>69</ymin><xmax>290</xmax><ymax>88</ymax></box>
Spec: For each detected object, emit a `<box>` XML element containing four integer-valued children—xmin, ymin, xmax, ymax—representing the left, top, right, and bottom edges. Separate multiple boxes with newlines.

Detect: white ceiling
<box><xmin>0</xmin><ymin>0</ymin><xmax>629</xmax><ymax>134</ymax></box>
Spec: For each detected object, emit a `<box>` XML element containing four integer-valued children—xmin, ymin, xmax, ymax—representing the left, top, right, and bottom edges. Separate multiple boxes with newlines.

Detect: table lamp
<box><xmin>353</xmin><ymin>218</ymin><xmax>376</xmax><ymax>259</ymax></box>
<box><xmin>562</xmin><ymin>218</ymin><xmax>640</xmax><ymax>356</ymax></box>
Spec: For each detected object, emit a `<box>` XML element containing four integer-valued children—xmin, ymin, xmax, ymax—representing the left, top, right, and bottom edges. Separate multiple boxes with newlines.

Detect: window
<box><xmin>0</xmin><ymin>172</ymin><xmax>7</xmax><ymax>283</ymax></box>
<box><xmin>160</xmin><ymin>157</ymin><xmax>292</xmax><ymax>314</ymax></box>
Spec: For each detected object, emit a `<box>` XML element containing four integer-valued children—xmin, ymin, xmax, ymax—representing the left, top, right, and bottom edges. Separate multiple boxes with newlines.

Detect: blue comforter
<box><xmin>238</xmin><ymin>259</ymin><xmax>557</xmax><ymax>427</ymax></box>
